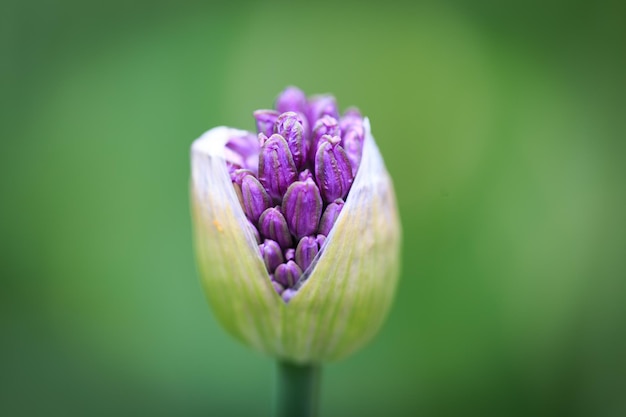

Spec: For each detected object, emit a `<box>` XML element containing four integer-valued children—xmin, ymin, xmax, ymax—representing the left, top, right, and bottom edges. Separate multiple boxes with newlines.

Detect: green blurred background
<box><xmin>2</xmin><ymin>0</ymin><xmax>625</xmax><ymax>416</ymax></box>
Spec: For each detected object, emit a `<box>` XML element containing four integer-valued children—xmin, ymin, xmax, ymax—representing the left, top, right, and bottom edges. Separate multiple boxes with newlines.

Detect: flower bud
<box><xmin>281</xmin><ymin>289</ymin><xmax>297</xmax><ymax>303</ymax></box>
<box><xmin>312</xmin><ymin>115</ymin><xmax>340</xmax><ymax>144</ymax></box>
<box><xmin>272</xmin><ymin>280</ymin><xmax>285</xmax><ymax>295</ymax></box>
<box><xmin>308</xmin><ymin>95</ymin><xmax>339</xmax><ymax>125</ymax></box>
<box><xmin>281</xmin><ymin>179</ymin><xmax>323</xmax><ymax>239</ymax></box>
<box><xmin>258</xmin><ymin>207</ymin><xmax>293</xmax><ymax>249</ymax></box>
<box><xmin>315</xmin><ymin>135</ymin><xmax>354</xmax><ymax>203</ymax></box>
<box><xmin>276</xmin><ymin>86</ymin><xmax>307</xmax><ymax>114</ymax></box>
<box><xmin>275</xmin><ymin>112</ymin><xmax>307</xmax><ymax>169</ymax></box>
<box><xmin>259</xmin><ymin>239</ymin><xmax>284</xmax><ymax>273</ymax></box>
<box><xmin>241</xmin><ymin>175</ymin><xmax>271</xmax><ymax>223</ymax></box>
<box><xmin>295</xmin><ymin>236</ymin><xmax>320</xmax><ymax>272</ymax></box>
<box><xmin>258</xmin><ymin>134</ymin><xmax>297</xmax><ymax>201</ymax></box>
<box><xmin>253</xmin><ymin>109</ymin><xmax>279</xmax><ymax>137</ymax></box>
<box><xmin>318</xmin><ymin>199</ymin><xmax>344</xmax><ymax>236</ymax></box>
<box><xmin>191</xmin><ymin>92</ymin><xmax>400</xmax><ymax>364</ymax></box>
<box><xmin>275</xmin><ymin>260</ymin><xmax>303</xmax><ymax>288</ymax></box>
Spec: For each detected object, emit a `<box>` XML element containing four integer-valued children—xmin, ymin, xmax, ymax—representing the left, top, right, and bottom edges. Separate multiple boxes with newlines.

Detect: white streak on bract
<box><xmin>284</xmin><ymin>118</ymin><xmax>402</xmax><ymax>363</ymax></box>
<box><xmin>191</xmin><ymin>126</ymin><xmax>282</xmax><ymax>355</ymax></box>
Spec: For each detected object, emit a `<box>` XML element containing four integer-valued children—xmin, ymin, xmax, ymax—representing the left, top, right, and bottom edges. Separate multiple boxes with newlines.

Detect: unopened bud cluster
<box><xmin>224</xmin><ymin>87</ymin><xmax>365</xmax><ymax>302</ymax></box>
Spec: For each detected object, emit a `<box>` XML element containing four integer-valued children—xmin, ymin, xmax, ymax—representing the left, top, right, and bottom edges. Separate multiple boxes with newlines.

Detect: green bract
<box><xmin>190</xmin><ymin>119</ymin><xmax>401</xmax><ymax>363</ymax></box>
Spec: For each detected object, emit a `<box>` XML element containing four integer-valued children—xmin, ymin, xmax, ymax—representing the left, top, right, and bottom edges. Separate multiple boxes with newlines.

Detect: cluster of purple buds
<box><xmin>224</xmin><ymin>87</ymin><xmax>365</xmax><ymax>302</ymax></box>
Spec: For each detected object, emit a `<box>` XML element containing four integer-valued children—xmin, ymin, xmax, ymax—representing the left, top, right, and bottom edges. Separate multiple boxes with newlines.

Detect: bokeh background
<box><xmin>2</xmin><ymin>0</ymin><xmax>625</xmax><ymax>416</ymax></box>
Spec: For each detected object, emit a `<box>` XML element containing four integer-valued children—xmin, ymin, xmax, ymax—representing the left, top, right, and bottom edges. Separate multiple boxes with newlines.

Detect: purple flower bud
<box><xmin>223</xmin><ymin>146</ymin><xmax>245</xmax><ymax>171</ymax></box>
<box><xmin>241</xmin><ymin>175</ymin><xmax>271</xmax><ymax>223</ymax></box>
<box><xmin>253</xmin><ymin>110</ymin><xmax>279</xmax><ymax>137</ymax></box>
<box><xmin>308</xmin><ymin>95</ymin><xmax>339</xmax><ymax>125</ymax></box>
<box><xmin>230</xmin><ymin>169</ymin><xmax>254</xmax><ymax>186</ymax></box>
<box><xmin>343</xmin><ymin>107</ymin><xmax>362</xmax><ymax>119</ymax></box>
<box><xmin>282</xmin><ymin>179</ymin><xmax>323</xmax><ymax>239</ymax></box>
<box><xmin>258</xmin><ymin>134</ymin><xmax>298</xmax><ymax>201</ymax></box>
<box><xmin>259</xmin><ymin>239</ymin><xmax>284</xmax><ymax>273</ymax></box>
<box><xmin>275</xmin><ymin>112</ymin><xmax>306</xmax><ymax>169</ymax></box>
<box><xmin>276</xmin><ymin>86</ymin><xmax>307</xmax><ymax>114</ymax></box>
<box><xmin>258</xmin><ymin>207</ymin><xmax>293</xmax><ymax>248</ymax></box>
<box><xmin>316</xmin><ymin>234</ymin><xmax>326</xmax><ymax>248</ymax></box>
<box><xmin>339</xmin><ymin>109</ymin><xmax>363</xmax><ymax>132</ymax></box>
<box><xmin>284</xmin><ymin>248</ymin><xmax>295</xmax><ymax>261</ymax></box>
<box><xmin>312</xmin><ymin>115</ymin><xmax>341</xmax><ymax>145</ymax></box>
<box><xmin>314</xmin><ymin>135</ymin><xmax>354</xmax><ymax>203</ymax></box>
<box><xmin>274</xmin><ymin>261</ymin><xmax>303</xmax><ymax>288</ymax></box>
<box><xmin>230</xmin><ymin>168</ymin><xmax>251</xmax><ymax>206</ymax></box>
<box><xmin>281</xmin><ymin>288</ymin><xmax>297</xmax><ymax>303</ymax></box>
<box><xmin>342</xmin><ymin>130</ymin><xmax>363</xmax><ymax>174</ymax></box>
<box><xmin>226</xmin><ymin>133</ymin><xmax>259</xmax><ymax>158</ymax></box>
<box><xmin>295</xmin><ymin>236</ymin><xmax>320</xmax><ymax>272</ymax></box>
<box><xmin>318</xmin><ymin>199</ymin><xmax>344</xmax><ymax>236</ymax></box>
<box><xmin>272</xmin><ymin>280</ymin><xmax>285</xmax><ymax>295</ymax></box>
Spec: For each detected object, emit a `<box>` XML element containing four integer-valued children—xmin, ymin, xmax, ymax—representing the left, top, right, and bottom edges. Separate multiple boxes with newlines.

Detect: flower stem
<box><xmin>274</xmin><ymin>361</ymin><xmax>321</xmax><ymax>417</ymax></box>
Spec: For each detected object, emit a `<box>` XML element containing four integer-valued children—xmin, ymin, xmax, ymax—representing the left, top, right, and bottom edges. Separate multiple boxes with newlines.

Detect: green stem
<box><xmin>273</xmin><ymin>361</ymin><xmax>321</xmax><ymax>417</ymax></box>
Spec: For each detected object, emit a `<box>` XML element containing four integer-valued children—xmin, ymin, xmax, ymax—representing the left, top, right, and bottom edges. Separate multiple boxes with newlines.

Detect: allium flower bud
<box><xmin>318</xmin><ymin>199</ymin><xmax>344</xmax><ymax>236</ymax></box>
<box><xmin>312</xmin><ymin>115</ymin><xmax>341</xmax><ymax>144</ymax></box>
<box><xmin>190</xmin><ymin>89</ymin><xmax>400</xmax><ymax>364</ymax></box>
<box><xmin>315</xmin><ymin>135</ymin><xmax>354</xmax><ymax>203</ymax></box>
<box><xmin>259</xmin><ymin>207</ymin><xmax>293</xmax><ymax>249</ymax></box>
<box><xmin>275</xmin><ymin>112</ymin><xmax>307</xmax><ymax>169</ymax></box>
<box><xmin>258</xmin><ymin>134</ymin><xmax>298</xmax><ymax>201</ymax></box>
<box><xmin>275</xmin><ymin>260</ymin><xmax>303</xmax><ymax>288</ymax></box>
<box><xmin>295</xmin><ymin>236</ymin><xmax>320</xmax><ymax>272</ymax></box>
<box><xmin>241</xmin><ymin>175</ymin><xmax>271</xmax><ymax>223</ymax></box>
<box><xmin>276</xmin><ymin>86</ymin><xmax>307</xmax><ymax>114</ymax></box>
<box><xmin>259</xmin><ymin>239</ymin><xmax>284</xmax><ymax>273</ymax></box>
<box><xmin>308</xmin><ymin>95</ymin><xmax>339</xmax><ymax>124</ymax></box>
<box><xmin>253</xmin><ymin>109</ymin><xmax>279</xmax><ymax>137</ymax></box>
<box><xmin>281</xmin><ymin>179</ymin><xmax>323</xmax><ymax>239</ymax></box>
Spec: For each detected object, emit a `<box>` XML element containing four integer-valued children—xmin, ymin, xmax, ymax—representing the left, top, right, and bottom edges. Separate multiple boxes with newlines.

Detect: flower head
<box><xmin>191</xmin><ymin>87</ymin><xmax>401</xmax><ymax>363</ymax></box>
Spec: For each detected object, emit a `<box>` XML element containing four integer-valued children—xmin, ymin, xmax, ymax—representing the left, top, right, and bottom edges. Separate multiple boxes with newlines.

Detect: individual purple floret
<box><xmin>259</xmin><ymin>239</ymin><xmax>284</xmax><ymax>273</ymax></box>
<box><xmin>224</xmin><ymin>87</ymin><xmax>365</xmax><ymax>302</ymax></box>
<box><xmin>276</xmin><ymin>86</ymin><xmax>307</xmax><ymax>115</ymax></box>
<box><xmin>226</xmin><ymin>133</ymin><xmax>259</xmax><ymax>159</ymax></box>
<box><xmin>342</xmin><ymin>131</ymin><xmax>363</xmax><ymax>175</ymax></box>
<box><xmin>308</xmin><ymin>95</ymin><xmax>339</xmax><ymax>125</ymax></box>
<box><xmin>275</xmin><ymin>261</ymin><xmax>303</xmax><ymax>288</ymax></box>
<box><xmin>253</xmin><ymin>110</ymin><xmax>279</xmax><ymax>138</ymax></box>
<box><xmin>272</xmin><ymin>280</ymin><xmax>285</xmax><ymax>295</ymax></box>
<box><xmin>282</xmin><ymin>179</ymin><xmax>323</xmax><ymax>239</ymax></box>
<box><xmin>259</xmin><ymin>207</ymin><xmax>293</xmax><ymax>248</ymax></box>
<box><xmin>275</xmin><ymin>112</ymin><xmax>307</xmax><ymax>169</ymax></box>
<box><xmin>241</xmin><ymin>175</ymin><xmax>271</xmax><ymax>223</ymax></box>
<box><xmin>281</xmin><ymin>288</ymin><xmax>297</xmax><ymax>303</ymax></box>
<box><xmin>258</xmin><ymin>134</ymin><xmax>298</xmax><ymax>202</ymax></box>
<box><xmin>340</xmin><ymin>114</ymin><xmax>365</xmax><ymax>174</ymax></box>
<box><xmin>315</xmin><ymin>135</ymin><xmax>354</xmax><ymax>203</ymax></box>
<box><xmin>230</xmin><ymin>168</ymin><xmax>254</xmax><ymax>186</ymax></box>
<box><xmin>318</xmin><ymin>199</ymin><xmax>344</xmax><ymax>236</ymax></box>
<box><xmin>295</xmin><ymin>236</ymin><xmax>320</xmax><ymax>272</ymax></box>
<box><xmin>312</xmin><ymin>116</ymin><xmax>340</xmax><ymax>145</ymax></box>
